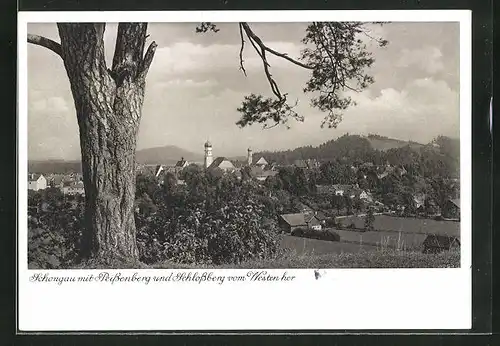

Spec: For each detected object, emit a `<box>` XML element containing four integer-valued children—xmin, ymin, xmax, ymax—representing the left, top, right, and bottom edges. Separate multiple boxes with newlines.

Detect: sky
<box><xmin>27</xmin><ymin>22</ymin><xmax>460</xmax><ymax>160</ymax></box>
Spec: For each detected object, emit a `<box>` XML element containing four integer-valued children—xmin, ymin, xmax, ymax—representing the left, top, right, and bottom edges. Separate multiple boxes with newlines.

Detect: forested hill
<box><xmin>254</xmin><ymin>134</ymin><xmax>458</xmax><ymax>170</ymax></box>
<box><xmin>28</xmin><ymin>160</ymin><xmax>82</xmax><ymax>174</ymax></box>
<box><xmin>364</xmin><ymin>134</ymin><xmax>425</xmax><ymax>151</ymax></box>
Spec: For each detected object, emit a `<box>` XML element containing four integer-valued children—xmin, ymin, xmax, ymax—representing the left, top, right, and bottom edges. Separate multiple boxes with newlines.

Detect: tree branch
<box><xmin>27</xmin><ymin>34</ymin><xmax>62</xmax><ymax>58</ymax></box>
<box><xmin>137</xmin><ymin>41</ymin><xmax>158</xmax><ymax>81</ymax></box>
<box><xmin>241</xmin><ymin>22</ymin><xmax>314</xmax><ymax>70</ymax></box>
<box><xmin>238</xmin><ymin>23</ymin><xmax>247</xmax><ymax>77</ymax></box>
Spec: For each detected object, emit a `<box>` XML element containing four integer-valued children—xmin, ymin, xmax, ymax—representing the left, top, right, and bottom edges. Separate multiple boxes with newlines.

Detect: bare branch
<box><xmin>239</xmin><ymin>24</ymin><xmax>282</xmax><ymax>99</ymax></box>
<box><xmin>241</xmin><ymin>22</ymin><xmax>314</xmax><ymax>70</ymax></box>
<box><xmin>27</xmin><ymin>34</ymin><xmax>62</xmax><ymax>58</ymax></box>
<box><xmin>245</xmin><ymin>30</ymin><xmax>269</xmax><ymax>67</ymax></box>
<box><xmin>238</xmin><ymin>23</ymin><xmax>247</xmax><ymax>77</ymax></box>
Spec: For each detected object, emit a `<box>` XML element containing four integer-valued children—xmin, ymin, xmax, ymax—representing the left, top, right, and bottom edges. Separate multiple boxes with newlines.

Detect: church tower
<box><xmin>204</xmin><ymin>140</ymin><xmax>213</xmax><ymax>168</ymax></box>
<box><xmin>247</xmin><ymin>147</ymin><xmax>253</xmax><ymax>166</ymax></box>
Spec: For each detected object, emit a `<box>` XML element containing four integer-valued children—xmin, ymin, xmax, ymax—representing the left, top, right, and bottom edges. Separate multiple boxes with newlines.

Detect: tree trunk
<box><xmin>55</xmin><ymin>23</ymin><xmax>157</xmax><ymax>264</ymax></box>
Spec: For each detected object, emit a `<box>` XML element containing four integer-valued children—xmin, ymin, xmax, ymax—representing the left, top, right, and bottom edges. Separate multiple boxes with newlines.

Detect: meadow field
<box><xmin>280</xmin><ymin>235</ymin><xmax>379</xmax><ymax>255</ymax></box>
<box><xmin>337</xmin><ymin>215</ymin><xmax>460</xmax><ymax>237</ymax></box>
<box><xmin>333</xmin><ymin>230</ymin><xmax>428</xmax><ymax>250</ymax></box>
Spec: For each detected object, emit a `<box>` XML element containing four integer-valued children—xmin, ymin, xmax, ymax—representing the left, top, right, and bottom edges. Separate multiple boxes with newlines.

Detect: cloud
<box><xmin>155</xmin><ymin>79</ymin><xmax>218</xmax><ymax>89</ymax></box>
<box><xmin>149</xmin><ymin>41</ymin><xmax>303</xmax><ymax>77</ymax></box>
<box><xmin>30</xmin><ymin>96</ymin><xmax>70</xmax><ymax>113</ymax></box>
<box><xmin>27</xmin><ymin>22</ymin><xmax>460</xmax><ymax>160</ymax></box>
<box><xmin>396</xmin><ymin>46</ymin><xmax>444</xmax><ymax>74</ymax></box>
<box><xmin>337</xmin><ymin>77</ymin><xmax>459</xmax><ymax>142</ymax></box>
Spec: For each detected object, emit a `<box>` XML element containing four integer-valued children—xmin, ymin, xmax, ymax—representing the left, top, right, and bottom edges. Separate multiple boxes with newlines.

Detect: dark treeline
<box><xmin>254</xmin><ymin>134</ymin><xmax>459</xmax><ymax>179</ymax></box>
<box><xmin>28</xmin><ymin>160</ymin><xmax>82</xmax><ymax>174</ymax></box>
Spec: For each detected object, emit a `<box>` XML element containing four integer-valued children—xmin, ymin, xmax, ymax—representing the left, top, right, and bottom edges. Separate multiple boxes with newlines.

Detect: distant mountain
<box><xmin>28</xmin><ymin>160</ymin><xmax>82</xmax><ymax>174</ymax></box>
<box><xmin>365</xmin><ymin>134</ymin><xmax>424</xmax><ymax>151</ymax></box>
<box><xmin>135</xmin><ymin>145</ymin><xmax>204</xmax><ymax>165</ymax></box>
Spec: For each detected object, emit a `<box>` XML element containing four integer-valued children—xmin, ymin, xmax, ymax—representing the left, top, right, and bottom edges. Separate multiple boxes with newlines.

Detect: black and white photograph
<box><xmin>18</xmin><ymin>10</ymin><xmax>472</xmax><ymax>331</ymax></box>
<box><xmin>25</xmin><ymin>19</ymin><xmax>462</xmax><ymax>270</ymax></box>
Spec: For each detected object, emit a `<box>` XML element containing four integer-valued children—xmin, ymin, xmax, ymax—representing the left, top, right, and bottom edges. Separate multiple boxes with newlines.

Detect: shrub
<box><xmin>136</xmin><ymin>176</ymin><xmax>282</xmax><ymax>265</ymax></box>
<box><xmin>28</xmin><ymin>198</ymin><xmax>84</xmax><ymax>269</ymax></box>
<box><xmin>291</xmin><ymin>227</ymin><xmax>340</xmax><ymax>242</ymax></box>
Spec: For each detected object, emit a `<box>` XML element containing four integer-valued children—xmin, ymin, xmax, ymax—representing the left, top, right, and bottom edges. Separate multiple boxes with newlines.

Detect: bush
<box><xmin>28</xmin><ymin>197</ymin><xmax>84</xmax><ymax>269</ymax></box>
<box><xmin>291</xmin><ymin>227</ymin><xmax>340</xmax><ymax>242</ymax></box>
<box><xmin>136</xmin><ymin>176</ymin><xmax>282</xmax><ymax>265</ymax></box>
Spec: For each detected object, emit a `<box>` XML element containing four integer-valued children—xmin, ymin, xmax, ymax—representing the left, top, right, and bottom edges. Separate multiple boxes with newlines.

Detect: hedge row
<box><xmin>291</xmin><ymin>227</ymin><xmax>341</xmax><ymax>242</ymax></box>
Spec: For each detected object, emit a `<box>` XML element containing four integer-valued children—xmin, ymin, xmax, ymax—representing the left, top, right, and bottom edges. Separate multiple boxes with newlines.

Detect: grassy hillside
<box><xmin>337</xmin><ymin>215</ymin><xmax>460</xmax><ymax>237</ymax></box>
<box><xmin>149</xmin><ymin>249</ymin><xmax>459</xmax><ymax>269</ymax></box>
<box><xmin>78</xmin><ymin>235</ymin><xmax>459</xmax><ymax>269</ymax></box>
<box><xmin>280</xmin><ymin>235</ymin><xmax>379</xmax><ymax>255</ymax></box>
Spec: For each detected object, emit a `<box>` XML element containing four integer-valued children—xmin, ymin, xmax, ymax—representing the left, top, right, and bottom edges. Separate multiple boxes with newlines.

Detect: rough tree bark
<box><xmin>29</xmin><ymin>23</ymin><xmax>157</xmax><ymax>265</ymax></box>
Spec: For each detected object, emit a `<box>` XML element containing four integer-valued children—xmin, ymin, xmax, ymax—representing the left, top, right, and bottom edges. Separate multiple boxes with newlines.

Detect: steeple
<box><xmin>204</xmin><ymin>139</ymin><xmax>213</xmax><ymax>168</ymax></box>
<box><xmin>247</xmin><ymin>147</ymin><xmax>253</xmax><ymax>166</ymax></box>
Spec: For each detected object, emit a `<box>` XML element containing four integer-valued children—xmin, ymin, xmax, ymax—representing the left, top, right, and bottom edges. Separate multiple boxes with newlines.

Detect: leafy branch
<box><xmin>197</xmin><ymin>21</ymin><xmax>388</xmax><ymax>129</ymax></box>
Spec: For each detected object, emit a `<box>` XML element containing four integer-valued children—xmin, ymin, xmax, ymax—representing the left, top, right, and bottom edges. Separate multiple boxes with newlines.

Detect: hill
<box><xmin>28</xmin><ymin>145</ymin><xmax>203</xmax><ymax>173</ymax></box>
<box><xmin>365</xmin><ymin>134</ymin><xmax>424</xmax><ymax>151</ymax></box>
<box><xmin>28</xmin><ymin>160</ymin><xmax>82</xmax><ymax>174</ymax></box>
<box><xmin>253</xmin><ymin>134</ymin><xmax>427</xmax><ymax>165</ymax></box>
<box><xmin>135</xmin><ymin>145</ymin><xmax>204</xmax><ymax>165</ymax></box>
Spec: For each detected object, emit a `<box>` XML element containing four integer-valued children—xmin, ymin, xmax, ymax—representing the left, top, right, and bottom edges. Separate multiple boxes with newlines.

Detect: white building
<box><xmin>28</xmin><ymin>174</ymin><xmax>47</xmax><ymax>191</ymax></box>
<box><xmin>247</xmin><ymin>147</ymin><xmax>253</xmax><ymax>166</ymax></box>
<box><xmin>209</xmin><ymin>157</ymin><xmax>236</xmax><ymax>172</ymax></box>
<box><xmin>62</xmin><ymin>180</ymin><xmax>85</xmax><ymax>195</ymax></box>
<box><xmin>204</xmin><ymin>140</ymin><xmax>213</xmax><ymax>169</ymax></box>
<box><xmin>175</xmin><ymin>157</ymin><xmax>189</xmax><ymax>169</ymax></box>
<box><xmin>255</xmin><ymin>157</ymin><xmax>268</xmax><ymax>168</ymax></box>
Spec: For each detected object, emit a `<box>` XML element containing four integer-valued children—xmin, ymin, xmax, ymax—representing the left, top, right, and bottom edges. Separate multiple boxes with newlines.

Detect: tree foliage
<box><xmin>135</xmin><ymin>172</ymin><xmax>282</xmax><ymax>265</ymax></box>
<box><xmin>28</xmin><ymin>191</ymin><xmax>84</xmax><ymax>269</ymax></box>
<box><xmin>364</xmin><ymin>209</ymin><xmax>375</xmax><ymax>231</ymax></box>
<box><xmin>196</xmin><ymin>22</ymin><xmax>387</xmax><ymax>129</ymax></box>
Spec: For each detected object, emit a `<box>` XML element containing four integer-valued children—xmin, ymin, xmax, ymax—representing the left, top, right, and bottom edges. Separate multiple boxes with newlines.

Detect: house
<box><xmin>315</xmin><ymin>184</ymin><xmax>369</xmax><ymax>200</ymax></box>
<box><xmin>154</xmin><ymin>164</ymin><xmax>164</xmax><ymax>178</ymax></box>
<box><xmin>174</xmin><ymin>157</ymin><xmax>189</xmax><ymax>169</ymax></box>
<box><xmin>353</xmin><ymin>189</ymin><xmax>371</xmax><ymax>201</ymax></box>
<box><xmin>208</xmin><ymin>157</ymin><xmax>236</xmax><ymax>172</ymax></box>
<box><xmin>378</xmin><ymin>165</ymin><xmax>406</xmax><ymax>179</ymax></box>
<box><xmin>279</xmin><ymin>213</ymin><xmax>322</xmax><ymax>233</ymax></box>
<box><xmin>332</xmin><ymin>184</ymin><xmax>347</xmax><ymax>196</ymax></box>
<box><xmin>48</xmin><ymin>174</ymin><xmax>65</xmax><ymax>189</ymax></box>
<box><xmin>62</xmin><ymin>181</ymin><xmax>85</xmax><ymax>195</ymax></box>
<box><xmin>254</xmin><ymin>157</ymin><xmax>268</xmax><ymax>168</ymax></box>
<box><xmin>332</xmin><ymin>184</ymin><xmax>358</xmax><ymax>197</ymax></box>
<box><xmin>413</xmin><ymin>193</ymin><xmax>426</xmax><ymax>209</ymax></box>
<box><xmin>442</xmin><ymin>198</ymin><xmax>460</xmax><ymax>220</ymax></box>
<box><xmin>28</xmin><ymin>174</ymin><xmax>47</xmax><ymax>191</ymax></box>
<box><xmin>249</xmin><ymin>166</ymin><xmax>278</xmax><ymax>182</ymax></box>
<box><xmin>422</xmin><ymin>234</ymin><xmax>460</xmax><ymax>254</ymax></box>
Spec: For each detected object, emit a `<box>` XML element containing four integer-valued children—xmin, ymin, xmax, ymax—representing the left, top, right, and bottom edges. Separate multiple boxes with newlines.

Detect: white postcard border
<box><xmin>18</xmin><ymin>10</ymin><xmax>472</xmax><ymax>331</ymax></box>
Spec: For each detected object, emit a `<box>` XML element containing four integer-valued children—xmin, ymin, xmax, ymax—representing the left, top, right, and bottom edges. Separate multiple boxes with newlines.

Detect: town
<box><xmin>28</xmin><ymin>133</ymin><xmax>461</xmax><ymax>268</ymax></box>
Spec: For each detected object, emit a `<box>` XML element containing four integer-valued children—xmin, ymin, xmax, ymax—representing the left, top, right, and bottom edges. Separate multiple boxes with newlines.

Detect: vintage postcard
<box><xmin>18</xmin><ymin>10</ymin><xmax>472</xmax><ymax>331</ymax></box>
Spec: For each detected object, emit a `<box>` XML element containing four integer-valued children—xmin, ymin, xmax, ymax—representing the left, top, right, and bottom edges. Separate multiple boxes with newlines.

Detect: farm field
<box><xmin>334</xmin><ymin>229</ymin><xmax>427</xmax><ymax>250</ymax></box>
<box><xmin>280</xmin><ymin>235</ymin><xmax>378</xmax><ymax>256</ymax></box>
<box><xmin>337</xmin><ymin>215</ymin><xmax>460</xmax><ymax>237</ymax></box>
